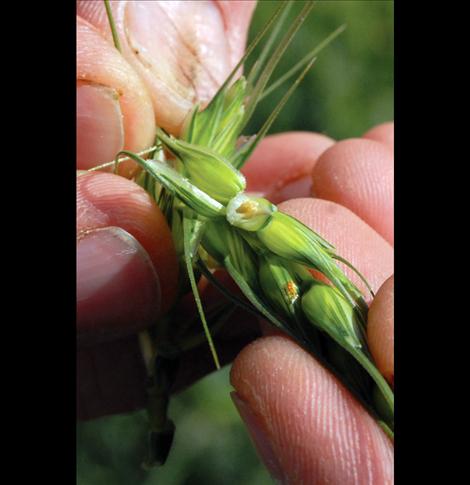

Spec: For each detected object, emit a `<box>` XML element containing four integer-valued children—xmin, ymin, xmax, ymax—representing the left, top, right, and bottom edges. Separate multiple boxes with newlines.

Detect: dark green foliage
<box><xmin>245</xmin><ymin>1</ymin><xmax>394</xmax><ymax>139</ymax></box>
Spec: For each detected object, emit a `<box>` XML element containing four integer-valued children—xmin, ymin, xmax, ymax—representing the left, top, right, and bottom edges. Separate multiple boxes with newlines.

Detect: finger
<box><xmin>214</xmin><ymin>1</ymin><xmax>258</xmax><ymax>67</ymax></box>
<box><xmin>77</xmin><ymin>0</ymin><xmax>256</xmax><ymax>135</ymax></box>
<box><xmin>77</xmin><ymin>16</ymin><xmax>155</xmax><ymax>174</ymax></box>
<box><xmin>242</xmin><ymin>132</ymin><xmax>335</xmax><ymax>203</ymax></box>
<box><xmin>311</xmin><ymin>138</ymin><xmax>394</xmax><ymax>245</ymax></box>
<box><xmin>77</xmin><ymin>315</ymin><xmax>261</xmax><ymax>422</ymax></box>
<box><xmin>278</xmin><ymin>198</ymin><xmax>393</xmax><ymax>298</ymax></box>
<box><xmin>77</xmin><ymin>171</ymin><xmax>178</xmax><ymax>345</ymax></box>
<box><xmin>231</xmin><ymin>336</ymin><xmax>394</xmax><ymax>484</ymax></box>
<box><xmin>77</xmin><ymin>196</ymin><xmax>393</xmax><ymax>419</ymax></box>
<box><xmin>78</xmin><ymin>275</ymin><xmax>262</xmax><ymax>421</ymax></box>
<box><xmin>367</xmin><ymin>275</ymin><xmax>394</xmax><ymax>386</ymax></box>
<box><xmin>363</xmin><ymin>122</ymin><xmax>394</xmax><ymax>153</ymax></box>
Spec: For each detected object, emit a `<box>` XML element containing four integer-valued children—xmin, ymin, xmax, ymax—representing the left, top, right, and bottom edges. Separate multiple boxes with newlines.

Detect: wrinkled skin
<box><xmin>76</xmin><ymin>0</ymin><xmax>255</xmax><ymax>157</ymax></box>
<box><xmin>76</xmin><ymin>2</ymin><xmax>394</xmax><ymax>483</ymax></box>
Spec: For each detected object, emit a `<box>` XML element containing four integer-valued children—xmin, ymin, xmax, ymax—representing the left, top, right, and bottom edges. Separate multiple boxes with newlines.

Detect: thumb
<box><xmin>78</xmin><ymin>0</ymin><xmax>256</xmax><ymax>135</ymax></box>
<box><xmin>77</xmin><ymin>171</ymin><xmax>178</xmax><ymax>345</ymax></box>
<box><xmin>231</xmin><ymin>336</ymin><xmax>394</xmax><ymax>484</ymax></box>
<box><xmin>77</xmin><ymin>15</ymin><xmax>155</xmax><ymax>174</ymax></box>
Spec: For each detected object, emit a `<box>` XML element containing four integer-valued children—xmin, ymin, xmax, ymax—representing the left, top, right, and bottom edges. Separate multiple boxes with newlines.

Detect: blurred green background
<box><xmin>77</xmin><ymin>2</ymin><xmax>393</xmax><ymax>484</ymax></box>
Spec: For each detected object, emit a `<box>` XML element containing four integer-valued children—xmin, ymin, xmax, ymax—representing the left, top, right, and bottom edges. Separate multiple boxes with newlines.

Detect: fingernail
<box><xmin>77</xmin><ymin>226</ymin><xmax>161</xmax><ymax>345</ymax></box>
<box><xmin>77</xmin><ymin>84</ymin><xmax>124</xmax><ymax>169</ymax></box>
<box><xmin>231</xmin><ymin>391</ymin><xmax>284</xmax><ymax>483</ymax></box>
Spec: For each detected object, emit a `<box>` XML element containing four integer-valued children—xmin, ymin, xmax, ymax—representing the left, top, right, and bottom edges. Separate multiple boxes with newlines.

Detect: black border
<box><xmin>6</xmin><ymin>0</ymin><xmax>77</xmax><ymax>478</ymax></box>
<box><xmin>395</xmin><ymin>0</ymin><xmax>455</xmax><ymax>481</ymax></box>
<box><xmin>6</xmin><ymin>0</ymin><xmax>456</xmax><ymax>480</ymax></box>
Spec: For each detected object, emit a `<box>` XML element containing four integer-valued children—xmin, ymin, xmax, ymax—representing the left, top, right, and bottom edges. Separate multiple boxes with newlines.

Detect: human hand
<box><xmin>77</xmin><ymin>0</ymin><xmax>258</xmax><ymax>418</ymax></box>
<box><xmin>231</xmin><ymin>124</ymin><xmax>394</xmax><ymax>484</ymax></box>
<box><xmin>78</xmin><ymin>124</ymin><xmax>395</xmax><ymax>482</ymax></box>
<box><xmin>76</xmin><ymin>1</ymin><xmax>394</xmax><ymax>482</ymax></box>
